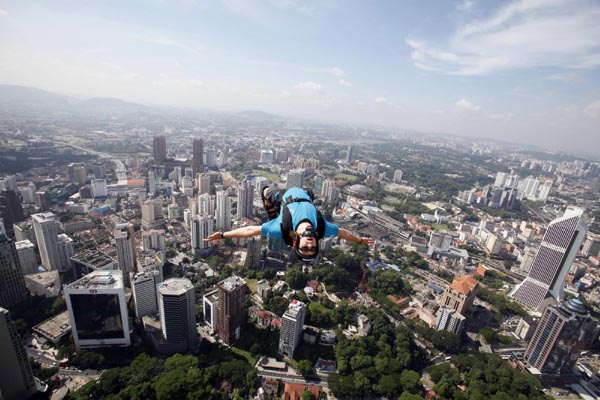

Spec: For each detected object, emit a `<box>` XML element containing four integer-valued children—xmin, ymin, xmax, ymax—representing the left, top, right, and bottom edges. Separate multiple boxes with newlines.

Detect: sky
<box><xmin>0</xmin><ymin>0</ymin><xmax>599</xmax><ymax>156</ymax></box>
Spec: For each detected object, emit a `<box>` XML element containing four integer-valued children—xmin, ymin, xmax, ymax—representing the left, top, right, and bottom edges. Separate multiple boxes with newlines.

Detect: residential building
<box><xmin>237</xmin><ymin>180</ymin><xmax>253</xmax><ymax>220</ymax></box>
<box><xmin>440</xmin><ymin>275</ymin><xmax>478</xmax><ymax>315</ymax></box>
<box><xmin>15</xmin><ymin>240</ymin><xmax>37</xmax><ymax>275</ymax></box>
<box><xmin>287</xmin><ymin>169</ymin><xmax>304</xmax><ymax>189</ymax></box>
<box><xmin>191</xmin><ymin>215</ymin><xmax>213</xmax><ymax>256</ymax></box>
<box><xmin>203</xmin><ymin>289</ymin><xmax>219</xmax><ymax>333</ymax></box>
<box><xmin>216</xmin><ymin>275</ymin><xmax>247</xmax><ymax>345</ymax></box>
<box><xmin>114</xmin><ymin>223</ymin><xmax>137</xmax><ymax>281</ymax></box>
<box><xmin>216</xmin><ymin>190</ymin><xmax>231</xmax><ymax>231</ymax></box>
<box><xmin>192</xmin><ymin>138</ymin><xmax>204</xmax><ymax>176</ymax></box>
<box><xmin>32</xmin><ymin>212</ymin><xmax>61</xmax><ymax>271</ymax></box>
<box><xmin>279</xmin><ymin>299</ymin><xmax>306</xmax><ymax>357</ymax></box>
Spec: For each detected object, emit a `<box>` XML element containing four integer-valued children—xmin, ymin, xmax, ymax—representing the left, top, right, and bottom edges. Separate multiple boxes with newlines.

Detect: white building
<box><xmin>131</xmin><ymin>271</ymin><xmax>159</xmax><ymax>318</ymax></box>
<box><xmin>434</xmin><ymin>306</ymin><xmax>465</xmax><ymax>334</ymax></box>
<box><xmin>198</xmin><ymin>193</ymin><xmax>215</xmax><ymax>216</ymax></box>
<box><xmin>142</xmin><ymin>229</ymin><xmax>166</xmax><ymax>252</ymax></box>
<box><xmin>114</xmin><ymin>223</ymin><xmax>136</xmax><ymax>279</ymax></box>
<box><xmin>191</xmin><ymin>215</ymin><xmax>213</xmax><ymax>256</ymax></box>
<box><xmin>237</xmin><ymin>180</ymin><xmax>253</xmax><ymax>219</ymax></box>
<box><xmin>32</xmin><ymin>213</ymin><xmax>61</xmax><ymax>271</ymax></box>
<box><xmin>393</xmin><ymin>169</ymin><xmax>403</xmax><ymax>183</ymax></box>
<box><xmin>141</xmin><ymin>199</ymin><xmax>163</xmax><ymax>230</ymax></box>
<box><xmin>203</xmin><ymin>289</ymin><xmax>219</xmax><ymax>333</ymax></box>
<box><xmin>91</xmin><ymin>179</ymin><xmax>108</xmax><ymax>198</ymax></box>
<box><xmin>278</xmin><ymin>300</ymin><xmax>306</xmax><ymax>358</ymax></box>
<box><xmin>15</xmin><ymin>240</ymin><xmax>37</xmax><ymax>275</ymax></box>
<box><xmin>64</xmin><ymin>270</ymin><xmax>131</xmax><ymax>350</ymax></box>
<box><xmin>158</xmin><ymin>278</ymin><xmax>196</xmax><ymax>353</ymax></box>
<box><xmin>57</xmin><ymin>234</ymin><xmax>75</xmax><ymax>272</ymax></box>
<box><xmin>215</xmin><ymin>190</ymin><xmax>231</xmax><ymax>231</ymax></box>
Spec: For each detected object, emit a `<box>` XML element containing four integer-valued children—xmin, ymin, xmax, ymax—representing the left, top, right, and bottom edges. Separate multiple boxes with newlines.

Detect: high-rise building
<box><xmin>114</xmin><ymin>223</ymin><xmax>137</xmax><ymax>280</ymax></box>
<box><xmin>287</xmin><ymin>169</ymin><xmax>305</xmax><ymax>189</ymax></box>
<box><xmin>34</xmin><ymin>191</ymin><xmax>48</xmax><ymax>211</ymax></box>
<box><xmin>215</xmin><ymin>190</ymin><xmax>231</xmax><ymax>231</ymax></box>
<box><xmin>345</xmin><ymin>145</ymin><xmax>353</xmax><ymax>164</ymax></box>
<box><xmin>279</xmin><ymin>299</ymin><xmax>306</xmax><ymax>357</ymax></box>
<box><xmin>198</xmin><ymin>193</ymin><xmax>215</xmax><ymax>216</ymax></box>
<box><xmin>191</xmin><ymin>215</ymin><xmax>213</xmax><ymax>256</ymax></box>
<box><xmin>245</xmin><ymin>237</ymin><xmax>261</xmax><ymax>269</ymax></box>
<box><xmin>57</xmin><ymin>233</ymin><xmax>75</xmax><ymax>272</ymax></box>
<box><xmin>142</xmin><ymin>229</ymin><xmax>166</xmax><ymax>253</ymax></box>
<box><xmin>192</xmin><ymin>138</ymin><xmax>204</xmax><ymax>176</ymax></box>
<box><xmin>237</xmin><ymin>180</ymin><xmax>253</xmax><ymax>220</ymax></box>
<box><xmin>0</xmin><ymin>233</ymin><xmax>28</xmax><ymax>308</ymax></box>
<box><xmin>91</xmin><ymin>179</ymin><xmax>108</xmax><ymax>198</ymax></box>
<box><xmin>32</xmin><ymin>212</ymin><xmax>61</xmax><ymax>271</ymax></box>
<box><xmin>15</xmin><ymin>240</ymin><xmax>37</xmax><ymax>275</ymax></box>
<box><xmin>524</xmin><ymin>298</ymin><xmax>599</xmax><ymax>375</ymax></box>
<box><xmin>582</xmin><ymin>233</ymin><xmax>600</xmax><ymax>258</ymax></box>
<box><xmin>0</xmin><ymin>175</ymin><xmax>18</xmax><ymax>193</ymax></box>
<box><xmin>203</xmin><ymin>289</ymin><xmax>219</xmax><ymax>333</ymax></box>
<box><xmin>440</xmin><ymin>275</ymin><xmax>478</xmax><ymax>316</ymax></box>
<box><xmin>0</xmin><ymin>190</ymin><xmax>25</xmax><ymax>237</ymax></box>
<box><xmin>64</xmin><ymin>270</ymin><xmax>131</xmax><ymax>350</ymax></box>
<box><xmin>0</xmin><ymin>307</ymin><xmax>36</xmax><ymax>399</ymax></box>
<box><xmin>197</xmin><ymin>173</ymin><xmax>211</xmax><ymax>195</ymax></box>
<box><xmin>153</xmin><ymin>135</ymin><xmax>167</xmax><ymax>165</ymax></box>
<box><xmin>511</xmin><ymin>207</ymin><xmax>587</xmax><ymax>312</ymax></box>
<box><xmin>141</xmin><ymin>199</ymin><xmax>164</xmax><ymax>230</ymax></box>
<box><xmin>393</xmin><ymin>169</ymin><xmax>403</xmax><ymax>183</ymax></box>
<box><xmin>434</xmin><ymin>306</ymin><xmax>466</xmax><ymax>334</ymax></box>
<box><xmin>157</xmin><ymin>278</ymin><xmax>196</xmax><ymax>353</ymax></box>
<box><xmin>216</xmin><ymin>275</ymin><xmax>247</xmax><ymax>345</ymax></box>
<box><xmin>92</xmin><ymin>162</ymin><xmax>106</xmax><ymax>179</ymax></box>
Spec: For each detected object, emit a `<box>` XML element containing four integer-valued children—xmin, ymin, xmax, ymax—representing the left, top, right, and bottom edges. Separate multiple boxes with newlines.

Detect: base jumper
<box><xmin>205</xmin><ymin>186</ymin><xmax>373</xmax><ymax>261</ymax></box>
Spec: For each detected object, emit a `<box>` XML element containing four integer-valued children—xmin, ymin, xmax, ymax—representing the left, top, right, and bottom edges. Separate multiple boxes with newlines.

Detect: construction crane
<box><xmin>358</xmin><ymin>264</ymin><xmax>370</xmax><ymax>293</ymax></box>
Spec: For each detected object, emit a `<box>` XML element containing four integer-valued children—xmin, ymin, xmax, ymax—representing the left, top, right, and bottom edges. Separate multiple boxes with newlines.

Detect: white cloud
<box><xmin>153</xmin><ymin>73</ymin><xmax>205</xmax><ymax>88</ymax></box>
<box><xmin>583</xmin><ymin>100</ymin><xmax>600</xmax><ymax>118</ymax></box>
<box><xmin>0</xmin><ymin>7</ymin><xmax>7</xmax><ymax>16</ymax></box>
<box><xmin>375</xmin><ymin>97</ymin><xmax>394</xmax><ymax>107</ymax></box>
<box><xmin>294</xmin><ymin>81</ymin><xmax>322</xmax><ymax>96</ymax></box>
<box><xmin>268</xmin><ymin>0</ymin><xmax>315</xmax><ymax>16</ymax></box>
<box><xmin>406</xmin><ymin>0</ymin><xmax>600</xmax><ymax>75</ymax></box>
<box><xmin>330</xmin><ymin>66</ymin><xmax>351</xmax><ymax>86</ymax></box>
<box><xmin>457</xmin><ymin>0</ymin><xmax>475</xmax><ymax>11</ymax></box>
<box><xmin>455</xmin><ymin>99</ymin><xmax>481</xmax><ymax>112</ymax></box>
<box><xmin>134</xmin><ymin>35</ymin><xmax>203</xmax><ymax>54</ymax></box>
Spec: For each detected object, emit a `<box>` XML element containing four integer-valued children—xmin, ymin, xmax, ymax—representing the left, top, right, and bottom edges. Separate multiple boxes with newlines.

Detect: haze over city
<box><xmin>0</xmin><ymin>0</ymin><xmax>599</xmax><ymax>156</ymax></box>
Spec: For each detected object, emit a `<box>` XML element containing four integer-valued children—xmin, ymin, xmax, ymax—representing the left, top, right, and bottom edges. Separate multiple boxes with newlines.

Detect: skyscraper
<box><xmin>287</xmin><ymin>169</ymin><xmax>305</xmax><ymax>189</ymax></box>
<box><xmin>153</xmin><ymin>135</ymin><xmax>167</xmax><ymax>165</ymax></box>
<box><xmin>511</xmin><ymin>207</ymin><xmax>587</xmax><ymax>312</ymax></box>
<box><xmin>245</xmin><ymin>237</ymin><xmax>261</xmax><ymax>269</ymax></box>
<box><xmin>215</xmin><ymin>190</ymin><xmax>231</xmax><ymax>231</ymax></box>
<box><xmin>132</xmin><ymin>271</ymin><xmax>158</xmax><ymax>319</ymax></box>
<box><xmin>197</xmin><ymin>173</ymin><xmax>211</xmax><ymax>195</ymax></box>
<box><xmin>64</xmin><ymin>270</ymin><xmax>131</xmax><ymax>350</ymax></box>
<box><xmin>203</xmin><ymin>289</ymin><xmax>219</xmax><ymax>333</ymax></box>
<box><xmin>0</xmin><ymin>307</ymin><xmax>36</xmax><ymax>400</ymax></box>
<box><xmin>216</xmin><ymin>275</ymin><xmax>247</xmax><ymax>345</ymax></box>
<box><xmin>524</xmin><ymin>298</ymin><xmax>599</xmax><ymax>375</ymax></box>
<box><xmin>345</xmin><ymin>145</ymin><xmax>353</xmax><ymax>164</ymax></box>
<box><xmin>0</xmin><ymin>190</ymin><xmax>25</xmax><ymax>237</ymax></box>
<box><xmin>237</xmin><ymin>180</ymin><xmax>253</xmax><ymax>220</ymax></box>
<box><xmin>198</xmin><ymin>193</ymin><xmax>214</xmax><ymax>216</ymax></box>
<box><xmin>32</xmin><ymin>212</ymin><xmax>61</xmax><ymax>271</ymax></box>
<box><xmin>279</xmin><ymin>299</ymin><xmax>306</xmax><ymax>357</ymax></box>
<box><xmin>0</xmin><ymin>233</ymin><xmax>28</xmax><ymax>308</ymax></box>
<box><xmin>192</xmin><ymin>138</ymin><xmax>204</xmax><ymax>176</ymax></box>
<box><xmin>157</xmin><ymin>278</ymin><xmax>196</xmax><ymax>353</ymax></box>
<box><xmin>191</xmin><ymin>215</ymin><xmax>213</xmax><ymax>256</ymax></box>
<box><xmin>114</xmin><ymin>223</ymin><xmax>137</xmax><ymax>281</ymax></box>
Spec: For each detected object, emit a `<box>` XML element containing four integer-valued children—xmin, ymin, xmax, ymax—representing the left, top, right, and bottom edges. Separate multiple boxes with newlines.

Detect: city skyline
<box><xmin>0</xmin><ymin>0</ymin><xmax>599</xmax><ymax>156</ymax></box>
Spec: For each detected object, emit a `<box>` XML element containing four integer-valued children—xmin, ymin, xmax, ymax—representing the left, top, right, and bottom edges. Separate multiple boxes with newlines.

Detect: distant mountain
<box><xmin>0</xmin><ymin>84</ymin><xmax>72</xmax><ymax>110</ymax></box>
<box><xmin>235</xmin><ymin>110</ymin><xmax>281</xmax><ymax>121</ymax></box>
<box><xmin>74</xmin><ymin>97</ymin><xmax>149</xmax><ymax>114</ymax></box>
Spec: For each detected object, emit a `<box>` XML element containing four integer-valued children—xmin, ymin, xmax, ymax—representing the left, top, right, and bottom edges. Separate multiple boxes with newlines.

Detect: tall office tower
<box><xmin>524</xmin><ymin>298</ymin><xmax>599</xmax><ymax>375</ymax></box>
<box><xmin>0</xmin><ymin>190</ymin><xmax>25</xmax><ymax>236</ymax></box>
<box><xmin>203</xmin><ymin>289</ymin><xmax>219</xmax><ymax>333</ymax></box>
<box><xmin>434</xmin><ymin>306</ymin><xmax>466</xmax><ymax>334</ymax></box>
<box><xmin>494</xmin><ymin>172</ymin><xmax>508</xmax><ymax>187</ymax></box>
<box><xmin>255</xmin><ymin>177</ymin><xmax>268</xmax><ymax>196</ymax></box>
<box><xmin>505</xmin><ymin>174</ymin><xmax>519</xmax><ymax>189</ymax></box>
<box><xmin>92</xmin><ymin>162</ymin><xmax>106</xmax><ymax>179</ymax></box>
<box><xmin>34</xmin><ymin>191</ymin><xmax>48</xmax><ymax>211</ymax></box>
<box><xmin>287</xmin><ymin>169</ymin><xmax>305</xmax><ymax>189</ymax></box>
<box><xmin>511</xmin><ymin>207</ymin><xmax>587</xmax><ymax>312</ymax></box>
<box><xmin>91</xmin><ymin>179</ymin><xmax>108</xmax><ymax>198</ymax></box>
<box><xmin>537</xmin><ymin>180</ymin><xmax>553</xmax><ymax>202</ymax></box>
<box><xmin>73</xmin><ymin>164</ymin><xmax>87</xmax><ymax>185</ymax></box>
<box><xmin>392</xmin><ymin>169</ymin><xmax>403</xmax><ymax>183</ymax></box>
<box><xmin>142</xmin><ymin>229</ymin><xmax>166</xmax><ymax>252</ymax></box>
<box><xmin>278</xmin><ymin>299</ymin><xmax>306</xmax><ymax>357</ymax></box>
<box><xmin>313</xmin><ymin>175</ymin><xmax>325</xmax><ymax>195</ymax></box>
<box><xmin>215</xmin><ymin>191</ymin><xmax>231</xmax><ymax>231</ymax></box>
<box><xmin>275</xmin><ymin>149</ymin><xmax>288</xmax><ymax>163</ymax></box>
<box><xmin>198</xmin><ymin>193</ymin><xmax>215</xmax><ymax>216</ymax></box>
<box><xmin>197</xmin><ymin>173</ymin><xmax>211</xmax><ymax>194</ymax></box>
<box><xmin>167</xmin><ymin>203</ymin><xmax>178</xmax><ymax>220</ymax></box>
<box><xmin>158</xmin><ymin>278</ymin><xmax>196</xmax><ymax>353</ymax></box>
<box><xmin>440</xmin><ymin>275</ymin><xmax>478</xmax><ymax>315</ymax></box>
<box><xmin>57</xmin><ymin>233</ymin><xmax>75</xmax><ymax>272</ymax></box>
<box><xmin>148</xmin><ymin>169</ymin><xmax>158</xmax><ymax>195</ymax></box>
<box><xmin>0</xmin><ymin>175</ymin><xmax>18</xmax><ymax>193</ymax></box>
<box><xmin>216</xmin><ymin>275</ymin><xmax>247</xmax><ymax>345</ymax></box>
<box><xmin>64</xmin><ymin>270</ymin><xmax>131</xmax><ymax>350</ymax></box>
<box><xmin>15</xmin><ymin>240</ymin><xmax>37</xmax><ymax>275</ymax></box>
<box><xmin>153</xmin><ymin>135</ymin><xmax>167</xmax><ymax>164</ymax></box>
<box><xmin>180</xmin><ymin>176</ymin><xmax>194</xmax><ymax>196</ymax></box>
<box><xmin>0</xmin><ymin>233</ymin><xmax>28</xmax><ymax>308</ymax></box>
<box><xmin>32</xmin><ymin>212</ymin><xmax>61</xmax><ymax>271</ymax></box>
<box><xmin>191</xmin><ymin>215</ymin><xmax>213</xmax><ymax>256</ymax></box>
<box><xmin>141</xmin><ymin>199</ymin><xmax>164</xmax><ymax>230</ymax></box>
<box><xmin>20</xmin><ymin>183</ymin><xmax>35</xmax><ymax>204</ymax></box>
<box><xmin>259</xmin><ymin>149</ymin><xmax>274</xmax><ymax>164</ymax></box>
<box><xmin>245</xmin><ymin>237</ymin><xmax>261</xmax><ymax>268</ymax></box>
<box><xmin>205</xmin><ymin>149</ymin><xmax>216</xmax><ymax>168</ymax></box>
<box><xmin>131</xmin><ymin>271</ymin><xmax>158</xmax><ymax>319</ymax></box>
<box><xmin>345</xmin><ymin>145</ymin><xmax>353</xmax><ymax>164</ymax></box>
<box><xmin>192</xmin><ymin>138</ymin><xmax>204</xmax><ymax>176</ymax></box>
<box><xmin>0</xmin><ymin>307</ymin><xmax>36</xmax><ymax>400</ymax></box>
<box><xmin>237</xmin><ymin>180</ymin><xmax>253</xmax><ymax>220</ymax></box>
<box><xmin>114</xmin><ymin>223</ymin><xmax>137</xmax><ymax>280</ymax></box>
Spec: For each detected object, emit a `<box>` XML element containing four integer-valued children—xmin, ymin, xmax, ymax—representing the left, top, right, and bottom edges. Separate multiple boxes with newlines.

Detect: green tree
<box><xmin>400</xmin><ymin>370</ymin><xmax>422</xmax><ymax>395</ymax></box>
<box><xmin>297</xmin><ymin>359</ymin><xmax>313</xmax><ymax>376</ymax></box>
<box><xmin>301</xmin><ymin>390</ymin><xmax>315</xmax><ymax>400</ymax></box>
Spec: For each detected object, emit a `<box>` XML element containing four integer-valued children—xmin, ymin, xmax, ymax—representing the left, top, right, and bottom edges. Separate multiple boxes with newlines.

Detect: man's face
<box><xmin>297</xmin><ymin>235</ymin><xmax>317</xmax><ymax>258</ymax></box>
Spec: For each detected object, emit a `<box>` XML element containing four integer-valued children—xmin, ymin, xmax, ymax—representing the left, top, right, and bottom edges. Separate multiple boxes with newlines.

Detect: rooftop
<box><xmin>71</xmin><ymin>249</ymin><xmax>114</xmax><ymax>268</ymax></box>
<box><xmin>219</xmin><ymin>275</ymin><xmax>247</xmax><ymax>291</ymax></box>
<box><xmin>15</xmin><ymin>239</ymin><xmax>35</xmax><ymax>250</ymax></box>
<box><xmin>24</xmin><ymin>270</ymin><xmax>59</xmax><ymax>286</ymax></box>
<box><xmin>450</xmin><ymin>275</ymin><xmax>479</xmax><ymax>295</ymax></box>
<box><xmin>32</xmin><ymin>311</ymin><xmax>71</xmax><ymax>342</ymax></box>
<box><xmin>158</xmin><ymin>278</ymin><xmax>193</xmax><ymax>296</ymax></box>
<box><xmin>66</xmin><ymin>270</ymin><xmax>124</xmax><ymax>290</ymax></box>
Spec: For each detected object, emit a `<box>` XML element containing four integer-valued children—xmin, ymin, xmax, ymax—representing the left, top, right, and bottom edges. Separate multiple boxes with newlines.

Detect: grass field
<box><xmin>334</xmin><ymin>173</ymin><xmax>360</xmax><ymax>183</ymax></box>
<box><xmin>245</xmin><ymin>278</ymin><xmax>258</xmax><ymax>294</ymax></box>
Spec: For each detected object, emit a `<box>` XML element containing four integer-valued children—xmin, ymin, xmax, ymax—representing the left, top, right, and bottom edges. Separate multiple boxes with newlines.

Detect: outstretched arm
<box><xmin>205</xmin><ymin>225</ymin><xmax>262</xmax><ymax>242</ymax></box>
<box><xmin>337</xmin><ymin>228</ymin><xmax>374</xmax><ymax>246</ymax></box>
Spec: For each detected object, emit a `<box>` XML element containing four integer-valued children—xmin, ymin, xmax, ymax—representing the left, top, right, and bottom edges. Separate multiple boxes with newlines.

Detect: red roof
<box><xmin>284</xmin><ymin>383</ymin><xmax>319</xmax><ymax>400</ymax></box>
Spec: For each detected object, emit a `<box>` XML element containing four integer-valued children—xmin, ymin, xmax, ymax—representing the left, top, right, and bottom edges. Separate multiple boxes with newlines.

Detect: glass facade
<box><xmin>70</xmin><ymin>293</ymin><xmax>124</xmax><ymax>340</ymax></box>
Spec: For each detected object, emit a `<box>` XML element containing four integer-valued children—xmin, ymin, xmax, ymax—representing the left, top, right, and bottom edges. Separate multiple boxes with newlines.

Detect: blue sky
<box><xmin>0</xmin><ymin>0</ymin><xmax>599</xmax><ymax>156</ymax></box>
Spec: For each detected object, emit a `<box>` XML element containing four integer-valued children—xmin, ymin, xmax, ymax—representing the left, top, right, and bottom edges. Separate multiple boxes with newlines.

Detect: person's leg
<box><xmin>261</xmin><ymin>186</ymin><xmax>283</xmax><ymax>220</ymax></box>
